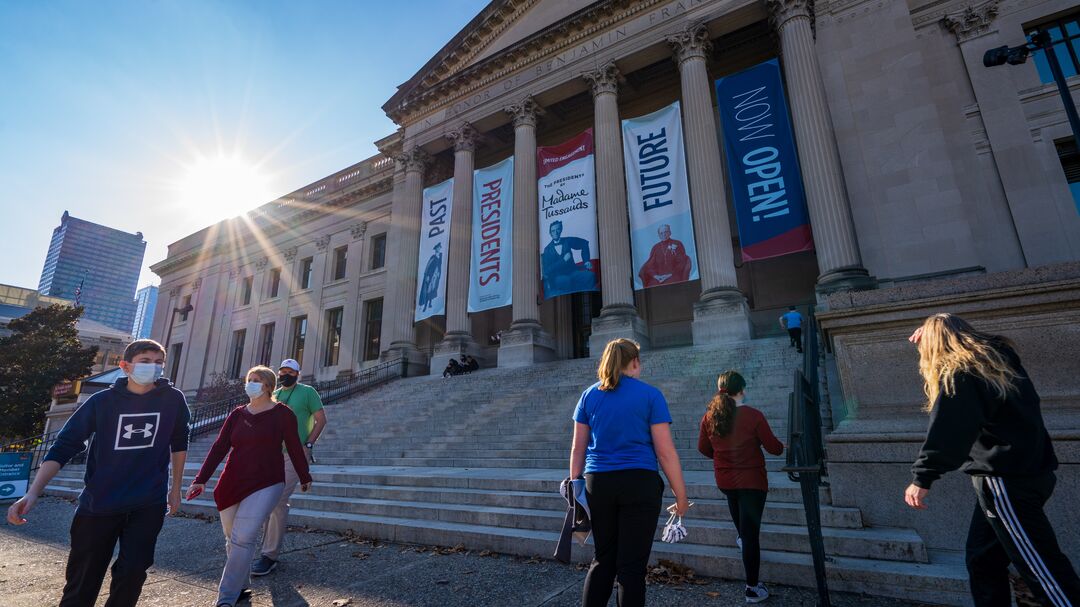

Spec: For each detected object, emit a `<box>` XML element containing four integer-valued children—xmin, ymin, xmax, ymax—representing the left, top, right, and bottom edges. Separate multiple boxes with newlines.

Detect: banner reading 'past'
<box><xmin>415</xmin><ymin>178</ymin><xmax>454</xmax><ymax>322</ymax></box>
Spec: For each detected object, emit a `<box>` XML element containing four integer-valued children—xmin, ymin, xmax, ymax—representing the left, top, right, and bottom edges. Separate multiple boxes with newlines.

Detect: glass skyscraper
<box><xmin>131</xmin><ymin>285</ymin><xmax>158</xmax><ymax>339</ymax></box>
<box><xmin>38</xmin><ymin>211</ymin><xmax>146</xmax><ymax>333</ymax></box>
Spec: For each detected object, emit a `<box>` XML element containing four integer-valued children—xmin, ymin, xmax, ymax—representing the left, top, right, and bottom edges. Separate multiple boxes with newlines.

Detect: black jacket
<box><xmin>911</xmin><ymin>345</ymin><xmax>1057</xmax><ymax>489</ymax></box>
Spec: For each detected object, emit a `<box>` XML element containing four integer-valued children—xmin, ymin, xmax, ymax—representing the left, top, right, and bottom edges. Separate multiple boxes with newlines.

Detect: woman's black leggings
<box><xmin>582</xmin><ymin>469</ymin><xmax>663</xmax><ymax>607</ymax></box>
<box><xmin>722</xmin><ymin>488</ymin><xmax>767</xmax><ymax>586</ymax></box>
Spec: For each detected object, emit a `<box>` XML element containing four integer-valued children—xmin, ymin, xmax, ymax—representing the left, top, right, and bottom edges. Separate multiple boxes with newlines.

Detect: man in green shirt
<box><xmin>252</xmin><ymin>358</ymin><xmax>327</xmax><ymax>576</ymax></box>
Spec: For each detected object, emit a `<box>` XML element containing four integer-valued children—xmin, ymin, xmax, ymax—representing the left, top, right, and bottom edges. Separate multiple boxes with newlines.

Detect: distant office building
<box><xmin>0</xmin><ymin>283</ymin><xmax>128</xmax><ymax>375</ymax></box>
<box><xmin>131</xmin><ymin>285</ymin><xmax>158</xmax><ymax>339</ymax></box>
<box><xmin>38</xmin><ymin>211</ymin><xmax>146</xmax><ymax>332</ymax></box>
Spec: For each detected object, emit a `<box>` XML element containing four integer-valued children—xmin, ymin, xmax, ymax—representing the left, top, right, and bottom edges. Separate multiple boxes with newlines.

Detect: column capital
<box><xmin>447</xmin><ymin>122</ymin><xmax>479</xmax><ymax>152</ymax></box>
<box><xmin>583</xmin><ymin>62</ymin><xmax>621</xmax><ymax>97</ymax></box>
<box><xmin>350</xmin><ymin>221</ymin><xmax>368</xmax><ymax>240</ymax></box>
<box><xmin>282</xmin><ymin>247</ymin><xmax>298</xmax><ymax>262</ymax></box>
<box><xmin>504</xmin><ymin>97</ymin><xmax>544</xmax><ymax>129</ymax></box>
<box><xmin>667</xmin><ymin>22</ymin><xmax>712</xmax><ymax>65</ymax></box>
<box><xmin>767</xmin><ymin>0</ymin><xmax>814</xmax><ymax>32</ymax></box>
<box><xmin>942</xmin><ymin>0</ymin><xmax>1000</xmax><ymax>43</ymax></box>
<box><xmin>315</xmin><ymin>234</ymin><xmax>332</xmax><ymax>252</ymax></box>
<box><xmin>400</xmin><ymin>147</ymin><xmax>431</xmax><ymax>175</ymax></box>
<box><xmin>255</xmin><ymin>256</ymin><xmax>269</xmax><ymax>272</ymax></box>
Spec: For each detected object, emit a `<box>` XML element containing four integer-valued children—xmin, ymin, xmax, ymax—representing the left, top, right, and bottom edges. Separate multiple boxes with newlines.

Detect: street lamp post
<box><xmin>985</xmin><ymin>30</ymin><xmax>1080</xmax><ymax>147</ymax></box>
<box><xmin>163</xmin><ymin>303</ymin><xmax>194</xmax><ymax>351</ymax></box>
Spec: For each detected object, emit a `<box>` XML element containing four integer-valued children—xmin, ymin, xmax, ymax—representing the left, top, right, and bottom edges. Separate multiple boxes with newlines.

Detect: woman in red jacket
<box><xmin>188</xmin><ymin>366</ymin><xmax>312</xmax><ymax>607</ymax></box>
<box><xmin>698</xmin><ymin>370</ymin><xmax>784</xmax><ymax>604</ymax></box>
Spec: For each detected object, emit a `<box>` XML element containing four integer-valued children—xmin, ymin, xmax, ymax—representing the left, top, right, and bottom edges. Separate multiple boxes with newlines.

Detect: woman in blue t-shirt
<box><xmin>571</xmin><ymin>338</ymin><xmax>690</xmax><ymax>607</ymax></box>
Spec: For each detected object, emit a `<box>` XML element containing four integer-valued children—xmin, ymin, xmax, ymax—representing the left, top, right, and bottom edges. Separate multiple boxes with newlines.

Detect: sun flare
<box><xmin>176</xmin><ymin>155</ymin><xmax>274</xmax><ymax>218</ymax></box>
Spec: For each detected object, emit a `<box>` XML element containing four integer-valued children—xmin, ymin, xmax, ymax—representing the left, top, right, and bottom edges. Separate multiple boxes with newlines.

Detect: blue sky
<box><xmin>0</xmin><ymin>0</ymin><xmax>488</xmax><ymax>291</ymax></box>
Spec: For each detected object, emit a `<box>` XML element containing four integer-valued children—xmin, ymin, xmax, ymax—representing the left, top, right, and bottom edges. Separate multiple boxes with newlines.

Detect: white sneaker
<box><xmin>736</xmin><ymin>536</ymin><xmax>743</xmax><ymax>552</ymax></box>
<box><xmin>745</xmin><ymin>583</ymin><xmax>769</xmax><ymax>603</ymax></box>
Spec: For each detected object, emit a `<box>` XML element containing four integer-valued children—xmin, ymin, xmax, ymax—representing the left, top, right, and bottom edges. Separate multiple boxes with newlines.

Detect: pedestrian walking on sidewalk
<box><xmin>569</xmin><ymin>338</ymin><xmax>691</xmax><ymax>607</ymax></box>
<box><xmin>188</xmin><ymin>366</ymin><xmax>312</xmax><ymax>607</ymax></box>
<box><xmin>905</xmin><ymin>313</ymin><xmax>1079</xmax><ymax>606</ymax></box>
<box><xmin>697</xmin><ymin>371</ymin><xmax>784</xmax><ymax>604</ymax></box>
<box><xmin>6</xmin><ymin>339</ymin><xmax>190</xmax><ymax>607</ymax></box>
<box><xmin>779</xmin><ymin>307</ymin><xmax>803</xmax><ymax>353</ymax></box>
<box><xmin>250</xmin><ymin>358</ymin><xmax>326</xmax><ymax>576</ymax></box>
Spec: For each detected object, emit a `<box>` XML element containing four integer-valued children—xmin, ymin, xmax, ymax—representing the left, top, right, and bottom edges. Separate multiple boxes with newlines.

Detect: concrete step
<box><xmin>154</xmin><ymin>497</ymin><xmax>969</xmax><ymax>605</ymax></box>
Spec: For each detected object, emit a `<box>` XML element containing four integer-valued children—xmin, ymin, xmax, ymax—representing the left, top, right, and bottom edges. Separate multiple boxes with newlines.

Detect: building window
<box><xmin>241</xmin><ymin>276</ymin><xmax>253</xmax><ymax>306</ymax></box>
<box><xmin>259</xmin><ymin>322</ymin><xmax>275</xmax><ymax>366</ymax></box>
<box><xmin>229</xmin><ymin>329</ymin><xmax>247</xmax><ymax>379</ymax></box>
<box><xmin>370</xmin><ymin>234</ymin><xmax>386</xmax><ymax>269</ymax></box>
<box><xmin>299</xmin><ymin>257</ymin><xmax>314</xmax><ymax>290</ymax></box>
<box><xmin>363</xmin><ymin>298</ymin><xmax>383</xmax><ymax>361</ymax></box>
<box><xmin>268</xmin><ymin>268</ymin><xmax>281</xmax><ymax>298</ymax></box>
<box><xmin>169</xmin><ymin>343</ymin><xmax>183</xmax><ymax>382</ymax></box>
<box><xmin>332</xmin><ymin>246</ymin><xmax>348</xmax><ymax>280</ymax></box>
<box><xmin>324</xmin><ymin>307</ymin><xmax>344</xmax><ymax>366</ymax></box>
<box><xmin>290</xmin><ymin>316</ymin><xmax>307</xmax><ymax>363</ymax></box>
<box><xmin>179</xmin><ymin>295</ymin><xmax>191</xmax><ymax>322</ymax></box>
<box><xmin>1056</xmin><ymin>139</ymin><xmax>1080</xmax><ymax>214</ymax></box>
<box><xmin>1029</xmin><ymin>15</ymin><xmax>1080</xmax><ymax>84</ymax></box>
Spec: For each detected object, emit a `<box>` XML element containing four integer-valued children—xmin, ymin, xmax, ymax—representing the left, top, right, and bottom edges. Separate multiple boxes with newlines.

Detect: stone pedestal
<box><xmin>429</xmin><ymin>334</ymin><xmax>487</xmax><ymax>376</ymax></box>
<box><xmin>497</xmin><ymin>321</ymin><xmax>557</xmax><ymax>367</ymax></box>
<box><xmin>691</xmin><ymin>290</ymin><xmax>752</xmax><ymax>345</ymax></box>
<box><xmin>588</xmin><ymin>305</ymin><xmax>651</xmax><ymax>356</ymax></box>
<box><xmin>381</xmin><ymin>342</ymin><xmax>429</xmax><ymax>378</ymax></box>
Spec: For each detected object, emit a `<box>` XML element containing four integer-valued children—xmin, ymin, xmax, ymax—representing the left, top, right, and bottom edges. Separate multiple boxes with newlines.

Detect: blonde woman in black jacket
<box><xmin>906</xmin><ymin>313</ymin><xmax>1078</xmax><ymax>606</ymax></box>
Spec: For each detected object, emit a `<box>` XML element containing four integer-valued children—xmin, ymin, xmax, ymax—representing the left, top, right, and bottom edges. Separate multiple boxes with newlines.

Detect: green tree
<box><xmin>0</xmin><ymin>305</ymin><xmax>98</xmax><ymax>440</ymax></box>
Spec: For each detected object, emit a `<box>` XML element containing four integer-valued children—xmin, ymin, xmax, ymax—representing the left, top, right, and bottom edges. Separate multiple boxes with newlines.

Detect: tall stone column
<box><xmin>668</xmin><ymin>23</ymin><xmax>752</xmax><ymax>344</ymax></box>
<box><xmin>380</xmin><ymin>147</ymin><xmax>430</xmax><ymax>375</ymax></box>
<box><xmin>499</xmin><ymin>98</ymin><xmax>556</xmax><ymax>367</ymax></box>
<box><xmin>583</xmin><ymin>62</ymin><xmax>650</xmax><ymax>354</ymax></box>
<box><xmin>431</xmin><ymin>123</ymin><xmax>483</xmax><ymax>374</ymax></box>
<box><xmin>768</xmin><ymin>0</ymin><xmax>874</xmax><ymax>293</ymax></box>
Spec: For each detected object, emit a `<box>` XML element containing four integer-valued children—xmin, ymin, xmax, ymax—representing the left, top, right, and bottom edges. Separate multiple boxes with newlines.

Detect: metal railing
<box><xmin>782</xmin><ymin>309</ymin><xmax>831</xmax><ymax>606</ymax></box>
<box><xmin>4</xmin><ymin>357</ymin><xmax>407</xmax><ymax>470</ymax></box>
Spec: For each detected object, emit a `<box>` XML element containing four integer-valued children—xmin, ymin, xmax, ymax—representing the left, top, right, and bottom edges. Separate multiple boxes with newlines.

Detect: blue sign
<box><xmin>715</xmin><ymin>58</ymin><xmax>814</xmax><ymax>261</ymax></box>
<box><xmin>0</xmin><ymin>452</ymin><xmax>32</xmax><ymax>500</ymax></box>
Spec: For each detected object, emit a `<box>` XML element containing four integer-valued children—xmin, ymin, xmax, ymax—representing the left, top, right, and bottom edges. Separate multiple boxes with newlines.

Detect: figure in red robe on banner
<box><xmin>638</xmin><ymin>224</ymin><xmax>692</xmax><ymax>288</ymax></box>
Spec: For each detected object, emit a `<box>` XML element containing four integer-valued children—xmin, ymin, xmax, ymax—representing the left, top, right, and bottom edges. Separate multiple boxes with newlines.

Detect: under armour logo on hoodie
<box><xmin>122</xmin><ymin>423</ymin><xmax>154</xmax><ymax>439</ymax></box>
<box><xmin>115</xmin><ymin>413</ymin><xmax>160</xmax><ymax>450</ymax></box>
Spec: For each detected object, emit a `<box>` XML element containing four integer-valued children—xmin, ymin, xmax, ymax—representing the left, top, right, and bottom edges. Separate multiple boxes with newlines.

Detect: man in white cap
<box><xmin>251</xmin><ymin>359</ymin><xmax>327</xmax><ymax>576</ymax></box>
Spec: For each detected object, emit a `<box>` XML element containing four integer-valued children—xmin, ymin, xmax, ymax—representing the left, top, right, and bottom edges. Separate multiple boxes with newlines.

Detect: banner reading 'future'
<box><xmin>622</xmin><ymin>101</ymin><xmax>699</xmax><ymax>290</ymax></box>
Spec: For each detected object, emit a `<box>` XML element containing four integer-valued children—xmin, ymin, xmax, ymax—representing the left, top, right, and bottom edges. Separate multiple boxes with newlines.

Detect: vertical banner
<box><xmin>468</xmin><ymin>157</ymin><xmax>514</xmax><ymax>313</ymax></box>
<box><xmin>0</xmin><ymin>452</ymin><xmax>32</xmax><ymax>500</ymax></box>
<box><xmin>622</xmin><ymin>101</ymin><xmax>699</xmax><ymax>290</ymax></box>
<box><xmin>537</xmin><ymin>129</ymin><xmax>601</xmax><ymax>299</ymax></box>
<box><xmin>715</xmin><ymin>58</ymin><xmax>814</xmax><ymax>261</ymax></box>
<box><xmin>415</xmin><ymin>178</ymin><xmax>454</xmax><ymax>322</ymax></box>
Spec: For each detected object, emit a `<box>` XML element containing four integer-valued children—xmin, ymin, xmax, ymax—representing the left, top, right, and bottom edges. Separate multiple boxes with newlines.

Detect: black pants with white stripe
<box><xmin>968</xmin><ymin>473</ymin><xmax>1080</xmax><ymax>606</ymax></box>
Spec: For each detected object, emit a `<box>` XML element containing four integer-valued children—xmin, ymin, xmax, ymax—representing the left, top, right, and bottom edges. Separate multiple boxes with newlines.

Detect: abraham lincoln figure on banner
<box><xmin>637</xmin><ymin>224</ymin><xmax>691</xmax><ymax>288</ymax></box>
<box><xmin>541</xmin><ymin>220</ymin><xmax>598</xmax><ymax>297</ymax></box>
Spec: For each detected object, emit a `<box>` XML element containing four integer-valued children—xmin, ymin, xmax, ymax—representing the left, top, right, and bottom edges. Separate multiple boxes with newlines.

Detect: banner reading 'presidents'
<box><xmin>537</xmin><ymin>129</ymin><xmax>601</xmax><ymax>299</ymax></box>
<box><xmin>715</xmin><ymin>58</ymin><xmax>813</xmax><ymax>261</ymax></box>
<box><xmin>468</xmin><ymin>157</ymin><xmax>514</xmax><ymax>313</ymax></box>
<box><xmin>415</xmin><ymin>178</ymin><xmax>453</xmax><ymax>322</ymax></box>
<box><xmin>622</xmin><ymin>101</ymin><xmax>699</xmax><ymax>290</ymax></box>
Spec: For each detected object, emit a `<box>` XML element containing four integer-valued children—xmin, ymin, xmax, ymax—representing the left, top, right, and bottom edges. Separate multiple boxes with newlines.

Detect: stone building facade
<box><xmin>150</xmin><ymin>0</ymin><xmax>1080</xmax><ymax>554</ymax></box>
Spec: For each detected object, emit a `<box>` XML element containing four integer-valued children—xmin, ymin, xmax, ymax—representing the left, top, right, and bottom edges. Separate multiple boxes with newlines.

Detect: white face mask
<box><xmin>245</xmin><ymin>381</ymin><xmax>264</xmax><ymax>398</ymax></box>
<box><xmin>128</xmin><ymin>363</ymin><xmax>164</xmax><ymax>386</ymax></box>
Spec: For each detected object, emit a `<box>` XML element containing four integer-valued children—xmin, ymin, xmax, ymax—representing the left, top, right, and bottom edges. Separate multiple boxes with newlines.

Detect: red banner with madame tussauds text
<box><xmin>536</xmin><ymin>129</ymin><xmax>601</xmax><ymax>299</ymax></box>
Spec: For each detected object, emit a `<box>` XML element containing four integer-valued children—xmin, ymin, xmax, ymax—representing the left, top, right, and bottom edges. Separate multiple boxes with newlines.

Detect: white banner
<box><xmin>468</xmin><ymin>157</ymin><xmax>514</xmax><ymax>313</ymax></box>
<box><xmin>415</xmin><ymin>178</ymin><xmax>453</xmax><ymax>322</ymax></box>
<box><xmin>622</xmin><ymin>101</ymin><xmax>699</xmax><ymax>290</ymax></box>
<box><xmin>537</xmin><ymin>129</ymin><xmax>601</xmax><ymax>299</ymax></box>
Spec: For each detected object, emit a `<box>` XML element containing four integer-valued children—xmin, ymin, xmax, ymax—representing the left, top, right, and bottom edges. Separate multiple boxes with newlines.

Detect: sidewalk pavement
<box><xmin>2</xmin><ymin>497</ymin><xmax>925</xmax><ymax>607</ymax></box>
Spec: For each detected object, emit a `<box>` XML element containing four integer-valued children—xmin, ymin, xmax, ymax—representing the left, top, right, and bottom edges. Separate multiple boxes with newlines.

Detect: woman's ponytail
<box><xmin>597</xmin><ymin>339</ymin><xmax>640</xmax><ymax>391</ymax></box>
<box><xmin>707</xmin><ymin>371</ymin><xmax>747</xmax><ymax>437</ymax></box>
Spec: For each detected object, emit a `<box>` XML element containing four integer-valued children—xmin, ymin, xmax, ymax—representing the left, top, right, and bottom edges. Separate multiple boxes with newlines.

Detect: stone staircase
<box><xmin>47</xmin><ymin>337</ymin><xmax>971</xmax><ymax>605</ymax></box>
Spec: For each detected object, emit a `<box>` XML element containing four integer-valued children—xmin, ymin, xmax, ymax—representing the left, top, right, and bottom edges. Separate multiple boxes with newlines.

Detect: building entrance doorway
<box><xmin>570</xmin><ymin>292</ymin><xmax>602</xmax><ymax>359</ymax></box>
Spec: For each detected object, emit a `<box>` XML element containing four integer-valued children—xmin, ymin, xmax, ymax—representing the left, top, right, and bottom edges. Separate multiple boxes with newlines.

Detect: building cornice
<box><xmin>385</xmin><ymin>0</ymin><xmax>667</xmax><ymax>125</ymax></box>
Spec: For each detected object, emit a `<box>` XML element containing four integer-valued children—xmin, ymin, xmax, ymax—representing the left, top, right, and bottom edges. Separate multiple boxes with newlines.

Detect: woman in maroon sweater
<box><xmin>698</xmin><ymin>371</ymin><xmax>783</xmax><ymax>604</ymax></box>
<box><xmin>188</xmin><ymin>366</ymin><xmax>312</xmax><ymax>607</ymax></box>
